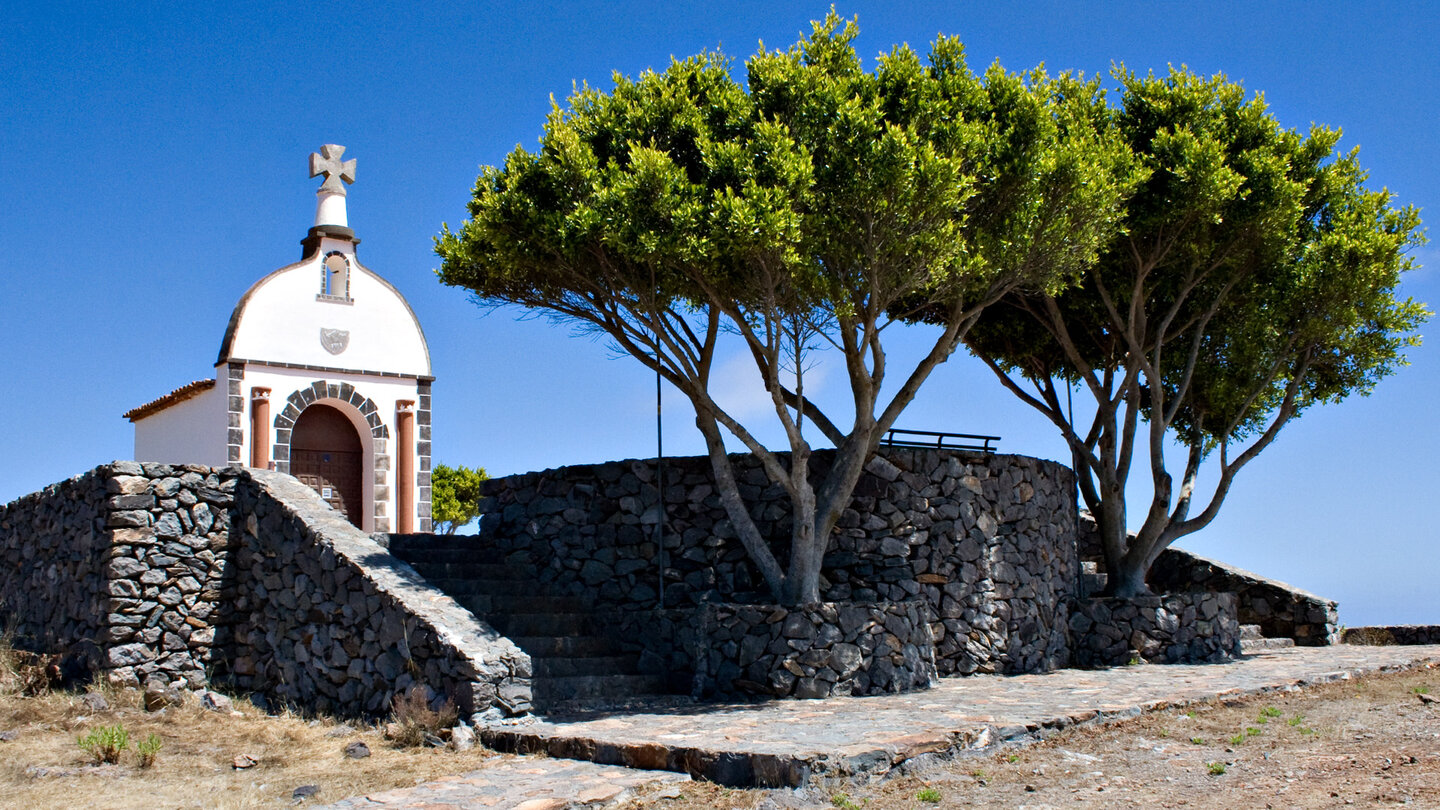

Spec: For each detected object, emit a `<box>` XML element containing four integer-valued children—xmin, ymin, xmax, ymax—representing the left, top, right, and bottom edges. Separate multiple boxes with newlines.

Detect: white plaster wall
<box><xmin>225</xmin><ymin>239</ymin><xmax>430</xmax><ymax>376</ymax></box>
<box><xmin>235</xmin><ymin>363</ymin><xmax>422</xmax><ymax>533</ymax></box>
<box><xmin>133</xmin><ymin>384</ymin><xmax>227</xmax><ymax>466</ymax></box>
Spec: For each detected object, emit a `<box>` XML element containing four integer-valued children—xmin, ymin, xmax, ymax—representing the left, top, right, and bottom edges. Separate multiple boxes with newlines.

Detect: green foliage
<box><xmin>1245</xmin><ymin>726</ymin><xmax>1262</xmax><ymax>737</ymax></box>
<box><xmin>1229</xmin><ymin>733</ymin><xmax>1245</xmax><ymax>745</ymax></box>
<box><xmin>436</xmin><ymin>11</ymin><xmax>1135</xmax><ymax>605</ymax></box>
<box><xmin>1207</xmin><ymin>761</ymin><xmax>1227</xmax><ymax>775</ymax></box>
<box><xmin>78</xmin><ymin>723</ymin><xmax>130</xmax><ymax>764</ymax></box>
<box><xmin>1260</xmin><ymin>706</ymin><xmax>1283</xmax><ymax>718</ymax></box>
<box><xmin>830</xmin><ymin>792</ymin><xmax>865</xmax><ymax>810</ymax></box>
<box><xmin>1190</xmin><ymin>736</ymin><xmax>1205</xmax><ymax>745</ymax></box>
<box><xmin>430</xmin><ymin>463</ymin><xmax>489</xmax><ymax>535</ymax></box>
<box><xmin>954</xmin><ymin>64</ymin><xmax>1427</xmax><ymax>595</ymax></box>
<box><xmin>1412</xmin><ymin>686</ymin><xmax>1429</xmax><ymax>695</ymax></box>
<box><xmin>916</xmin><ymin>786</ymin><xmax>943</xmax><ymax>803</ymax></box>
<box><xmin>1287</xmin><ymin>715</ymin><xmax>1304</xmax><ymax>726</ymax></box>
<box><xmin>136</xmin><ymin>733</ymin><xmax>162</xmax><ymax>768</ymax></box>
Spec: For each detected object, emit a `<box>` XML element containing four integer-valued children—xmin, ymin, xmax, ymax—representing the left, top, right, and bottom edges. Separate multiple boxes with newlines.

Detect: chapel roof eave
<box><xmin>123</xmin><ymin>379</ymin><xmax>217</xmax><ymax>422</ymax></box>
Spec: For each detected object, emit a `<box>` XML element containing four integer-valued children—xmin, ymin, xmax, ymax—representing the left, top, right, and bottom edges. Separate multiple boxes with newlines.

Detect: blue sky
<box><xmin>2</xmin><ymin>2</ymin><xmax>1435</xmax><ymax>625</ymax></box>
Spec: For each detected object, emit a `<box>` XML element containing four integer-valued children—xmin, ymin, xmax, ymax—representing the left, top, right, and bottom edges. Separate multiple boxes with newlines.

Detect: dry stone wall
<box><xmin>0</xmin><ymin>463</ymin><xmax>529</xmax><ymax>718</ymax></box>
<box><xmin>0</xmin><ymin>462</ymin><xmax>237</xmax><ymax>686</ymax></box>
<box><xmin>1342</xmin><ymin>626</ymin><xmax>1440</xmax><ymax>646</ymax></box>
<box><xmin>1070</xmin><ymin>592</ymin><xmax>1241</xmax><ymax>667</ymax></box>
<box><xmin>474</xmin><ymin>448</ymin><xmax>1078</xmax><ymax>676</ymax></box>
<box><xmin>224</xmin><ymin>471</ymin><xmax>530</xmax><ymax>716</ymax></box>
<box><xmin>1077</xmin><ymin>513</ymin><xmax>1338</xmax><ymax>645</ymax></box>
<box><xmin>696</xmin><ymin>601</ymin><xmax>937</xmax><ymax>699</ymax></box>
<box><xmin>0</xmin><ymin>469</ymin><xmax>112</xmax><ymax>674</ymax></box>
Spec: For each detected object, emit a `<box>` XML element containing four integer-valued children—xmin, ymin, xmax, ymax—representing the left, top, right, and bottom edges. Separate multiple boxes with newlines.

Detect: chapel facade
<box><xmin>124</xmin><ymin>146</ymin><xmax>433</xmax><ymax>532</ymax></box>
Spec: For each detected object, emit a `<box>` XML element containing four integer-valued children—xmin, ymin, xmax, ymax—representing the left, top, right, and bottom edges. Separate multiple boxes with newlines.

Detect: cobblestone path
<box><xmin>324</xmin><ymin>644</ymin><xmax>1440</xmax><ymax>807</ymax></box>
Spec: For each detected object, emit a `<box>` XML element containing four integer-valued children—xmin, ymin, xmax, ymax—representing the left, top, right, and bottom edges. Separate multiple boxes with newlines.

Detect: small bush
<box><xmin>1245</xmin><ymin>726</ymin><xmax>1262</xmax><ymax>737</ymax></box>
<box><xmin>387</xmin><ymin>685</ymin><xmax>457</xmax><ymax>748</ymax></box>
<box><xmin>137</xmin><ymin>733</ymin><xmax>162</xmax><ymax>768</ymax></box>
<box><xmin>1228</xmin><ymin>734</ymin><xmax>1245</xmax><ymax>745</ymax></box>
<box><xmin>1190</xmin><ymin>736</ymin><xmax>1205</xmax><ymax>745</ymax></box>
<box><xmin>78</xmin><ymin>724</ymin><xmax>130</xmax><ymax>764</ymax></box>
<box><xmin>1206</xmin><ymin>761</ymin><xmax>1226</xmax><ymax>775</ymax></box>
<box><xmin>1287</xmin><ymin>715</ymin><xmax>1304</xmax><ymax>727</ymax></box>
<box><xmin>830</xmin><ymin>792</ymin><xmax>864</xmax><ymax>810</ymax></box>
<box><xmin>916</xmin><ymin>786</ymin><xmax>942</xmax><ymax>803</ymax></box>
<box><xmin>1260</xmin><ymin>706</ymin><xmax>1283</xmax><ymax>718</ymax></box>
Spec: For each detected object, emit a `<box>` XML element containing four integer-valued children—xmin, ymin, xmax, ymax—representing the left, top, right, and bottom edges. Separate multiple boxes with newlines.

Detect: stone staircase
<box><xmin>1240</xmin><ymin>623</ymin><xmax>1295</xmax><ymax>653</ymax></box>
<box><xmin>388</xmin><ymin>537</ymin><xmax>671</xmax><ymax>710</ymax></box>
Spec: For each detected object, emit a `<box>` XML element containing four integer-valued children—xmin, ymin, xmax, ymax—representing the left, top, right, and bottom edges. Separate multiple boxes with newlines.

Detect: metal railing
<box><xmin>881</xmin><ymin>428</ymin><xmax>1000</xmax><ymax>455</ymax></box>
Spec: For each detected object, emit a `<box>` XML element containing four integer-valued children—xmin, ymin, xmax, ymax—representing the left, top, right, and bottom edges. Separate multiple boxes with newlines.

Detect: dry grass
<box><xmin>0</xmin><ymin>637</ymin><xmax>498</xmax><ymax>809</ymax></box>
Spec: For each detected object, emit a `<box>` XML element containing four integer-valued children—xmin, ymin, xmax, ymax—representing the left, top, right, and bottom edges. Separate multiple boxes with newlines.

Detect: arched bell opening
<box><xmin>290</xmin><ymin>403</ymin><xmax>364</xmax><ymax>528</ymax></box>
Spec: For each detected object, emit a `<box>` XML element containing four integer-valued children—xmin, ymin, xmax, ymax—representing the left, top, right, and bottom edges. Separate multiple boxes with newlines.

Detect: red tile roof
<box><xmin>123</xmin><ymin>379</ymin><xmax>217</xmax><ymax>422</ymax></box>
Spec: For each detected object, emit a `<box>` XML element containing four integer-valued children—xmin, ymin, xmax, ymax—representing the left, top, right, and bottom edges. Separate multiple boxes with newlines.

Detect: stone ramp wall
<box><xmin>0</xmin><ymin>463</ymin><xmax>530</xmax><ymax>718</ymax></box>
<box><xmin>471</xmin><ymin>448</ymin><xmax>1078</xmax><ymax>676</ymax></box>
<box><xmin>223</xmin><ymin>471</ymin><xmax>531</xmax><ymax>716</ymax></box>
<box><xmin>1077</xmin><ymin>513</ymin><xmax>1338</xmax><ymax>645</ymax></box>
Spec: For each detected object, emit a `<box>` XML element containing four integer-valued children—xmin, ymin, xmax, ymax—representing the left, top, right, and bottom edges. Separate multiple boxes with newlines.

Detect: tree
<box><xmin>431</xmin><ymin>463</ymin><xmax>489</xmax><ymax>535</ymax></box>
<box><xmin>957</xmin><ymin>67</ymin><xmax>1428</xmax><ymax>597</ymax></box>
<box><xmin>436</xmin><ymin>14</ymin><xmax>1138</xmax><ymax>604</ymax></box>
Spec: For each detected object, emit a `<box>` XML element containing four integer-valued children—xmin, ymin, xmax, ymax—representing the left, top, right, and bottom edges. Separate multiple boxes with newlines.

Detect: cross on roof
<box><xmin>309</xmin><ymin>144</ymin><xmax>356</xmax><ymax>196</ymax></box>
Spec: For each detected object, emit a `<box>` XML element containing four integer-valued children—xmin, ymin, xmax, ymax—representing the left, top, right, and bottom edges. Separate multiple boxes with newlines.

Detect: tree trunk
<box><xmin>1107</xmin><ymin>556</ymin><xmax>1152</xmax><ymax>598</ymax></box>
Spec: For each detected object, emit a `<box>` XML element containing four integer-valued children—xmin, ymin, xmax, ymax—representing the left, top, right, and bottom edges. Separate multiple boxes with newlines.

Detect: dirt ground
<box><xmin>632</xmin><ymin>662</ymin><xmax>1440</xmax><ymax>809</ymax></box>
<box><xmin>0</xmin><ymin>666</ymin><xmax>498</xmax><ymax>809</ymax></box>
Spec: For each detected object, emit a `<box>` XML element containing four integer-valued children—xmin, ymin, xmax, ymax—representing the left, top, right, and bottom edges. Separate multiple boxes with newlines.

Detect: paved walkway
<box><xmin>325</xmin><ymin>644</ymin><xmax>1440</xmax><ymax>807</ymax></box>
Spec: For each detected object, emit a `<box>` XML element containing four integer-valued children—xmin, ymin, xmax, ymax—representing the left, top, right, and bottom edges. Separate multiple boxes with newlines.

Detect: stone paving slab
<box><xmin>319</xmin><ymin>756</ymin><xmax>691</xmax><ymax>809</ymax></box>
<box><xmin>479</xmin><ymin>645</ymin><xmax>1440</xmax><ymax>788</ymax></box>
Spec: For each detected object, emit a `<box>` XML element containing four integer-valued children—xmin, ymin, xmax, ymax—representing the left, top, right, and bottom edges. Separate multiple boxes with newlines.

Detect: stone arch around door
<box><xmin>272</xmin><ymin>380</ymin><xmax>391</xmax><ymax>532</ymax></box>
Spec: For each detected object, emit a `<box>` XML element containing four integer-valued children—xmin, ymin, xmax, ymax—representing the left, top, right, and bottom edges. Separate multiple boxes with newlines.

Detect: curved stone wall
<box><xmin>473</xmin><ymin>447</ymin><xmax>1078</xmax><ymax>676</ymax></box>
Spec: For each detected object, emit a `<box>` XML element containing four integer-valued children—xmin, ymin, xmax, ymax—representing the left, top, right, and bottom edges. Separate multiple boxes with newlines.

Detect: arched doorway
<box><xmin>291</xmin><ymin>404</ymin><xmax>364</xmax><ymax>527</ymax></box>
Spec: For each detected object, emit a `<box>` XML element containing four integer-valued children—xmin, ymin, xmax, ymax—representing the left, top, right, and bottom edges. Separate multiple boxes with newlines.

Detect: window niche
<box><xmin>317</xmin><ymin>251</ymin><xmax>353</xmax><ymax>303</ymax></box>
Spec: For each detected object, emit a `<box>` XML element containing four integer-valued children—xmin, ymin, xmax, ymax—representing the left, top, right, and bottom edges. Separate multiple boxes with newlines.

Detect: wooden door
<box><xmin>290</xmin><ymin>405</ymin><xmax>364</xmax><ymax>527</ymax></box>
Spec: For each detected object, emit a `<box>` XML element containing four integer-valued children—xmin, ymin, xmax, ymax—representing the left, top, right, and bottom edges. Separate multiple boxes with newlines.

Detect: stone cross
<box><xmin>309</xmin><ymin>144</ymin><xmax>356</xmax><ymax>196</ymax></box>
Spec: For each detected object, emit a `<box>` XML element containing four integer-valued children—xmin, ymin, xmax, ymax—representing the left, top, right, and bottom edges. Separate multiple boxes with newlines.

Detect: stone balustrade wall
<box><xmin>1070</xmin><ymin>592</ymin><xmax>1241</xmax><ymax>667</ymax></box>
<box><xmin>475</xmin><ymin>448</ymin><xmax>1078</xmax><ymax>676</ymax></box>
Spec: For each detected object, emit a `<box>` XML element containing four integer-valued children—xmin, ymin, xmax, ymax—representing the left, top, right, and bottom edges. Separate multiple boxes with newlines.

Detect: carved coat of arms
<box><xmin>320</xmin><ymin>328</ymin><xmax>350</xmax><ymax>355</ymax></box>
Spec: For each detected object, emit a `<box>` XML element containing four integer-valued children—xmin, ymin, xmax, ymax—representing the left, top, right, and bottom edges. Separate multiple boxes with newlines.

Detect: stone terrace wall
<box><xmin>1070</xmin><ymin>592</ymin><xmax>1241</xmax><ymax>667</ymax></box>
<box><xmin>1</xmin><ymin>463</ymin><xmax>530</xmax><ymax>718</ymax></box>
<box><xmin>474</xmin><ymin>448</ymin><xmax>1078</xmax><ymax>676</ymax></box>
<box><xmin>0</xmin><ymin>469</ymin><xmax>111</xmax><ymax>673</ymax></box>
<box><xmin>221</xmin><ymin>470</ymin><xmax>531</xmax><ymax>716</ymax></box>
<box><xmin>0</xmin><ymin>462</ymin><xmax>238</xmax><ymax>686</ymax></box>
<box><xmin>1077</xmin><ymin>513</ymin><xmax>1338</xmax><ymax>645</ymax></box>
<box><xmin>695</xmin><ymin>601</ymin><xmax>937</xmax><ymax>699</ymax></box>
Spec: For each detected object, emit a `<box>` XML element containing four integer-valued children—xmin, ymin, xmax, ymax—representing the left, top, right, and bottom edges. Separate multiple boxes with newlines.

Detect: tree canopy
<box><xmin>431</xmin><ymin>463</ymin><xmax>489</xmax><ymax>535</ymax></box>
<box><xmin>436</xmin><ymin>13</ymin><xmax>1139</xmax><ymax>605</ymax></box>
<box><xmin>957</xmin><ymin>67</ymin><xmax>1428</xmax><ymax>596</ymax></box>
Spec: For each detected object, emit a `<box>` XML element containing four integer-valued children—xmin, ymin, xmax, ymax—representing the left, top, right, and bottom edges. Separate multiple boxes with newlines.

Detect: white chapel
<box><xmin>124</xmin><ymin>146</ymin><xmax>434</xmax><ymax>532</ymax></box>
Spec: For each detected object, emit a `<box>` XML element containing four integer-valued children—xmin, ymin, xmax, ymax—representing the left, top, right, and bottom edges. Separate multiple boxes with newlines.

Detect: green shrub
<box><xmin>78</xmin><ymin>724</ymin><xmax>130</xmax><ymax>764</ymax></box>
<box><xmin>136</xmin><ymin>733</ymin><xmax>162</xmax><ymax>768</ymax></box>
<box><xmin>1206</xmin><ymin>761</ymin><xmax>1226</xmax><ymax>775</ymax></box>
<box><xmin>916</xmin><ymin>786</ymin><xmax>942</xmax><ymax>803</ymax></box>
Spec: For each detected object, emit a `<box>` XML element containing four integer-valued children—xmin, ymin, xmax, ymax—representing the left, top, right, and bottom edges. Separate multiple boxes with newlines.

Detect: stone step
<box><xmin>391</xmin><ymin>547</ymin><xmax>514</xmax><ymax>565</ymax></box>
<box><xmin>1240</xmin><ymin>624</ymin><xmax>1265</xmax><ymax>640</ymax></box>
<box><xmin>489</xmin><ymin>612</ymin><xmax>596</xmax><ymax>637</ymax></box>
<box><xmin>532</xmin><ymin>673</ymin><xmax>669</xmax><ymax>705</ymax></box>
<box><xmin>509</xmin><ymin>635</ymin><xmax>625</xmax><ymax>658</ymax></box>
<box><xmin>418</xmin><ymin>576</ymin><xmax>537</xmax><ymax>597</ymax></box>
<box><xmin>532</xmin><ymin>655</ymin><xmax>641</xmax><ymax>678</ymax></box>
<box><xmin>408</xmin><ymin>562</ymin><xmax>533</xmax><ymax>581</ymax></box>
<box><xmin>1241</xmin><ymin>637</ymin><xmax>1296</xmax><ymax>652</ymax></box>
<box><xmin>458</xmin><ymin>594</ymin><xmax>589</xmax><ymax>615</ymax></box>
